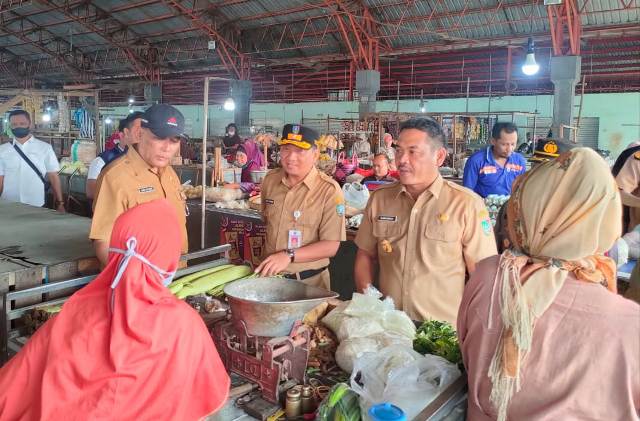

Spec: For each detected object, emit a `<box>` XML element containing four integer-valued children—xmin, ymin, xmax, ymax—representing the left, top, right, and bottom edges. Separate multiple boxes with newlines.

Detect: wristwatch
<box><xmin>285</xmin><ymin>248</ymin><xmax>295</xmax><ymax>263</ymax></box>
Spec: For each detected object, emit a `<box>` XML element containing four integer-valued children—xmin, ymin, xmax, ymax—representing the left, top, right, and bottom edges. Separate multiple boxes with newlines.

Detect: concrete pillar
<box><xmin>550</xmin><ymin>55</ymin><xmax>581</xmax><ymax>142</ymax></box>
<box><xmin>356</xmin><ymin>70</ymin><xmax>380</xmax><ymax>119</ymax></box>
<box><xmin>231</xmin><ymin>79</ymin><xmax>252</xmax><ymax>131</ymax></box>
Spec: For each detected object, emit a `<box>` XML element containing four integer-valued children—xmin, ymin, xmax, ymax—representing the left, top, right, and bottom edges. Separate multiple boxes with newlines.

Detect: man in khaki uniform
<box><xmin>90</xmin><ymin>104</ymin><xmax>188</xmax><ymax>266</ymax></box>
<box><xmin>615</xmin><ymin>149</ymin><xmax>640</xmax><ymax>234</ymax></box>
<box><xmin>355</xmin><ymin>117</ymin><xmax>497</xmax><ymax>324</ymax></box>
<box><xmin>256</xmin><ymin>124</ymin><xmax>346</xmax><ymax>289</ymax></box>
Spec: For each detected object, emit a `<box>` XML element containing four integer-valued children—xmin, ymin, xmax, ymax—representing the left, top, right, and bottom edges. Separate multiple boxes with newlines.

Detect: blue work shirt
<box><xmin>463</xmin><ymin>147</ymin><xmax>526</xmax><ymax>198</ymax></box>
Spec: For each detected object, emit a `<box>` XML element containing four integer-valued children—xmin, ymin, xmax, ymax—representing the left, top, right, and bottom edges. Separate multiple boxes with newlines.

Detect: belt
<box><xmin>283</xmin><ymin>267</ymin><xmax>328</xmax><ymax>281</ymax></box>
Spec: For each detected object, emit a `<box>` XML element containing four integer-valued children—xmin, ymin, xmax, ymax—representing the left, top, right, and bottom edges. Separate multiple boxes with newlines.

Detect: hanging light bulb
<box><xmin>223</xmin><ymin>97</ymin><xmax>236</xmax><ymax>111</ymax></box>
<box><xmin>522</xmin><ymin>37</ymin><xmax>540</xmax><ymax>76</ymax></box>
<box><xmin>128</xmin><ymin>96</ymin><xmax>135</xmax><ymax>104</ymax></box>
<box><xmin>105</xmin><ymin>117</ymin><xmax>113</xmax><ymax>125</ymax></box>
<box><xmin>42</xmin><ymin>113</ymin><xmax>51</xmax><ymax>123</ymax></box>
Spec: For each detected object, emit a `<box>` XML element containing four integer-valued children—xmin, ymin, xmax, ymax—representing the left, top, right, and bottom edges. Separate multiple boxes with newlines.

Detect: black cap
<box><xmin>529</xmin><ymin>138</ymin><xmax>574</xmax><ymax>163</ymax></box>
<box><xmin>140</xmin><ymin>104</ymin><xmax>187</xmax><ymax>140</ymax></box>
<box><xmin>278</xmin><ymin>124</ymin><xmax>319</xmax><ymax>150</ymax></box>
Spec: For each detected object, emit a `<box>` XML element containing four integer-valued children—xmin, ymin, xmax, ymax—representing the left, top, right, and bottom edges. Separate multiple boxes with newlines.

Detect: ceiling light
<box><xmin>42</xmin><ymin>113</ymin><xmax>51</xmax><ymax>123</ymax></box>
<box><xmin>522</xmin><ymin>37</ymin><xmax>540</xmax><ymax>76</ymax></box>
<box><xmin>223</xmin><ymin>97</ymin><xmax>236</xmax><ymax>111</ymax></box>
<box><xmin>105</xmin><ymin>117</ymin><xmax>113</xmax><ymax>125</ymax></box>
<box><xmin>128</xmin><ymin>96</ymin><xmax>135</xmax><ymax>104</ymax></box>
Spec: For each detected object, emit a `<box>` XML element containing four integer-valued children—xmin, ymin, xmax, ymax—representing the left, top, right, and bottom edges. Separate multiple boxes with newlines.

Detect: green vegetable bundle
<box><xmin>316</xmin><ymin>383</ymin><xmax>361</xmax><ymax>421</ymax></box>
<box><xmin>168</xmin><ymin>264</ymin><xmax>253</xmax><ymax>299</ymax></box>
<box><xmin>413</xmin><ymin>319</ymin><xmax>462</xmax><ymax>365</ymax></box>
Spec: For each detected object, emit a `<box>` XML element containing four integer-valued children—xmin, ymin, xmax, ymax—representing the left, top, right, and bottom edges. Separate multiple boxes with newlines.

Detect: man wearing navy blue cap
<box><xmin>463</xmin><ymin>122</ymin><xmax>526</xmax><ymax>198</ymax></box>
<box><xmin>90</xmin><ymin>104</ymin><xmax>189</xmax><ymax>266</ymax></box>
<box><xmin>255</xmin><ymin>124</ymin><xmax>346</xmax><ymax>289</ymax></box>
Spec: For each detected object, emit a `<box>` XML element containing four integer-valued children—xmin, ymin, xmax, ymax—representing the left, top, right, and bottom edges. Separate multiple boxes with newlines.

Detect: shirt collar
<box><xmin>281</xmin><ymin>166</ymin><xmax>320</xmax><ymax>190</ymax></box>
<box><xmin>395</xmin><ymin>174</ymin><xmax>444</xmax><ymax>201</ymax></box>
<box><xmin>126</xmin><ymin>146</ymin><xmax>159</xmax><ymax>176</ymax></box>
<box><xmin>12</xmin><ymin>135</ymin><xmax>34</xmax><ymax>147</ymax></box>
<box><xmin>487</xmin><ymin>146</ymin><xmax>518</xmax><ymax>166</ymax></box>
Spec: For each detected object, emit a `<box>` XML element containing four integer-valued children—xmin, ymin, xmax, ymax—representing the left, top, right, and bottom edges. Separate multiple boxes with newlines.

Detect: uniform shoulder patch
<box><xmin>634</xmin><ymin>151</ymin><xmax>640</xmax><ymax>160</ymax></box>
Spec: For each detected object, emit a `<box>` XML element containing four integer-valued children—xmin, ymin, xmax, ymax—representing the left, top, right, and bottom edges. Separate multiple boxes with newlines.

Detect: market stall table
<box><xmin>186</xmin><ymin>200</ymin><xmax>358</xmax><ymax>299</ymax></box>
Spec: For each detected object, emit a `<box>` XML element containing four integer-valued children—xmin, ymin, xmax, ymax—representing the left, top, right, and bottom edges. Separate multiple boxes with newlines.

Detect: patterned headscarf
<box><xmin>488</xmin><ymin>148</ymin><xmax>622</xmax><ymax>421</ymax></box>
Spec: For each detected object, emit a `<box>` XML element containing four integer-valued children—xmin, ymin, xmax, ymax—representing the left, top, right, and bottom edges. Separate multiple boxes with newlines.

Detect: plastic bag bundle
<box><xmin>342</xmin><ymin>182</ymin><xmax>370</xmax><ymax>210</ymax></box>
<box><xmin>350</xmin><ymin>345</ymin><xmax>460</xmax><ymax>420</ymax></box>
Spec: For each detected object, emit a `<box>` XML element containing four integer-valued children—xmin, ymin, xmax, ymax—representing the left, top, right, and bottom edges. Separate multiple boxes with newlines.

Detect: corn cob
<box><xmin>176</xmin><ymin>265</ymin><xmax>252</xmax><ymax>299</ymax></box>
<box><xmin>168</xmin><ymin>264</ymin><xmax>234</xmax><ymax>290</ymax></box>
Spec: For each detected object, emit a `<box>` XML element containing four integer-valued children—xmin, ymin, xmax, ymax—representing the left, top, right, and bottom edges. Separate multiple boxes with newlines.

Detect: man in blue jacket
<box><xmin>463</xmin><ymin>122</ymin><xmax>526</xmax><ymax>198</ymax></box>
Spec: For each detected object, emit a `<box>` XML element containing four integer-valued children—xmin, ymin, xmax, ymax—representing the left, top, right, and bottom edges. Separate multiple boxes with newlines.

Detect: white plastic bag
<box><xmin>337</xmin><ymin>317</ymin><xmax>384</xmax><ymax>342</ymax></box>
<box><xmin>343</xmin><ymin>182</ymin><xmax>370</xmax><ymax>210</ymax></box>
<box><xmin>344</xmin><ymin>286</ymin><xmax>416</xmax><ymax>340</ymax></box>
<box><xmin>321</xmin><ymin>301</ymin><xmax>350</xmax><ymax>334</ymax></box>
<box><xmin>623</xmin><ymin>225</ymin><xmax>640</xmax><ymax>260</ymax></box>
<box><xmin>350</xmin><ymin>345</ymin><xmax>461</xmax><ymax>420</ymax></box>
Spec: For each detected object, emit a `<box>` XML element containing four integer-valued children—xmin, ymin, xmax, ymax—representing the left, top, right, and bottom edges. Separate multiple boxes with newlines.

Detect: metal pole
<box><xmin>200</xmin><ymin>77</ymin><xmax>210</xmax><ymax>250</ymax></box>
<box><xmin>465</xmin><ymin>77</ymin><xmax>470</xmax><ymax>113</ymax></box>
<box><xmin>396</xmin><ymin>80</ymin><xmax>400</xmax><ymax>114</ymax></box>
<box><xmin>93</xmin><ymin>91</ymin><xmax>101</xmax><ymax>151</ymax></box>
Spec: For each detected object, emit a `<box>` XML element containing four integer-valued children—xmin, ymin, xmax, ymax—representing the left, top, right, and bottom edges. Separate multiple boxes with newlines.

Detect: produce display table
<box><xmin>186</xmin><ymin>201</ymin><xmax>358</xmax><ymax>299</ymax></box>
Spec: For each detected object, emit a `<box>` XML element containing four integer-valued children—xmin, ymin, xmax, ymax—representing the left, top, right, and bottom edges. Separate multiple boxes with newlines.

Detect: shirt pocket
<box><xmin>372</xmin><ymin>219</ymin><xmax>402</xmax><ymax>239</ymax></box>
<box><xmin>425</xmin><ymin>221</ymin><xmax>460</xmax><ymax>243</ymax></box>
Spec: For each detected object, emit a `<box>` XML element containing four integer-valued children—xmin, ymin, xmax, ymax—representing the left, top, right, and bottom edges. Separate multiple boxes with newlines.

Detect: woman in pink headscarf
<box><xmin>225</xmin><ymin>139</ymin><xmax>266</xmax><ymax>194</ymax></box>
<box><xmin>458</xmin><ymin>148</ymin><xmax>639</xmax><ymax>421</ymax></box>
<box><xmin>0</xmin><ymin>199</ymin><xmax>230</xmax><ymax>420</ymax></box>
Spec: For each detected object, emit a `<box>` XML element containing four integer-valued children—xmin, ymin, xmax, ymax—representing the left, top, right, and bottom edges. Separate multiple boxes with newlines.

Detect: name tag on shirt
<box><xmin>139</xmin><ymin>186</ymin><xmax>155</xmax><ymax>193</ymax></box>
<box><xmin>288</xmin><ymin>229</ymin><xmax>302</xmax><ymax>249</ymax></box>
<box><xmin>377</xmin><ymin>215</ymin><xmax>397</xmax><ymax>222</ymax></box>
<box><xmin>480</xmin><ymin>166</ymin><xmax>497</xmax><ymax>175</ymax></box>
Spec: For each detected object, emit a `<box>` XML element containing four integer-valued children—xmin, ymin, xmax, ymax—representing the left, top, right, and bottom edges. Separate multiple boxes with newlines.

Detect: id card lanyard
<box><xmin>287</xmin><ymin>210</ymin><xmax>302</xmax><ymax>250</ymax></box>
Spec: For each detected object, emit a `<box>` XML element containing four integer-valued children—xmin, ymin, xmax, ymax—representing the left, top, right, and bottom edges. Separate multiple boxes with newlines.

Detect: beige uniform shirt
<box><xmin>90</xmin><ymin>147</ymin><xmax>188</xmax><ymax>252</ymax></box>
<box><xmin>261</xmin><ymin>167</ymin><xmax>346</xmax><ymax>288</ymax></box>
<box><xmin>355</xmin><ymin>176</ymin><xmax>497</xmax><ymax>324</ymax></box>
<box><xmin>615</xmin><ymin>152</ymin><xmax>640</xmax><ymax>230</ymax></box>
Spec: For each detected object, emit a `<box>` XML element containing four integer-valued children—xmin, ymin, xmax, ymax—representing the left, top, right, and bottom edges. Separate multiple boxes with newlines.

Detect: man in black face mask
<box><xmin>0</xmin><ymin>109</ymin><xmax>65</xmax><ymax>211</ymax></box>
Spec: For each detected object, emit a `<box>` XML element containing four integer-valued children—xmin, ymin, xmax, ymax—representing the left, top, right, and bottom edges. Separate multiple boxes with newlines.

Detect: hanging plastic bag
<box><xmin>350</xmin><ymin>345</ymin><xmax>461</xmax><ymax>420</ymax></box>
<box><xmin>343</xmin><ymin>182</ymin><xmax>370</xmax><ymax>210</ymax></box>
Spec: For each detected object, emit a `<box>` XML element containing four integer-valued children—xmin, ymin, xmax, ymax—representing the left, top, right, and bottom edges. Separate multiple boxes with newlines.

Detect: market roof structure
<box><xmin>0</xmin><ymin>0</ymin><xmax>638</xmax><ymax>104</ymax></box>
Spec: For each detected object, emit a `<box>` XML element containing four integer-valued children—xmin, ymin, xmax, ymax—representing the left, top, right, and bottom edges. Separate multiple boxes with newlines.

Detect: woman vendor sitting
<box><xmin>225</xmin><ymin>139</ymin><xmax>266</xmax><ymax>194</ymax></box>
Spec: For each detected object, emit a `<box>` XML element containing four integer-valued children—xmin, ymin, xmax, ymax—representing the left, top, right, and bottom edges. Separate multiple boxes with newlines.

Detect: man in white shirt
<box><xmin>86</xmin><ymin>112</ymin><xmax>142</xmax><ymax>200</ymax></box>
<box><xmin>0</xmin><ymin>109</ymin><xmax>64</xmax><ymax>211</ymax></box>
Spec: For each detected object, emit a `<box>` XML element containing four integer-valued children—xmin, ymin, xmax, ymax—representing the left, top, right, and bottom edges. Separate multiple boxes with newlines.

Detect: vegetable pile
<box><xmin>168</xmin><ymin>264</ymin><xmax>254</xmax><ymax>299</ymax></box>
<box><xmin>413</xmin><ymin>320</ymin><xmax>462</xmax><ymax>365</ymax></box>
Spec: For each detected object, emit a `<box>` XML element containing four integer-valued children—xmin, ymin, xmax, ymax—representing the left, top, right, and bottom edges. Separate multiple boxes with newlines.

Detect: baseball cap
<box><xmin>278</xmin><ymin>124</ymin><xmax>319</xmax><ymax>150</ymax></box>
<box><xmin>140</xmin><ymin>104</ymin><xmax>187</xmax><ymax>140</ymax></box>
<box><xmin>529</xmin><ymin>138</ymin><xmax>574</xmax><ymax>163</ymax></box>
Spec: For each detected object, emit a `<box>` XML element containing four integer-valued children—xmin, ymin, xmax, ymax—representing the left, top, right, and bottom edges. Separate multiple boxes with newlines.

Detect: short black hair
<box><xmin>492</xmin><ymin>122</ymin><xmax>518</xmax><ymax>140</ymax></box>
<box><xmin>399</xmin><ymin>117</ymin><xmax>445</xmax><ymax>148</ymax></box>
<box><xmin>118</xmin><ymin>111</ymin><xmax>144</xmax><ymax>132</ymax></box>
<box><xmin>373</xmin><ymin>153</ymin><xmax>390</xmax><ymax>163</ymax></box>
<box><xmin>8</xmin><ymin>109</ymin><xmax>31</xmax><ymax>123</ymax></box>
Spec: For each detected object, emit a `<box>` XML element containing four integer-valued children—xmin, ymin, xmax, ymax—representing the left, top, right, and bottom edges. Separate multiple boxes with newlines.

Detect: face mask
<box><xmin>228</xmin><ymin>131</ymin><xmax>236</xmax><ymax>136</ymax></box>
<box><xmin>108</xmin><ymin>237</ymin><xmax>177</xmax><ymax>312</ymax></box>
<box><xmin>12</xmin><ymin>127</ymin><xmax>30</xmax><ymax>138</ymax></box>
